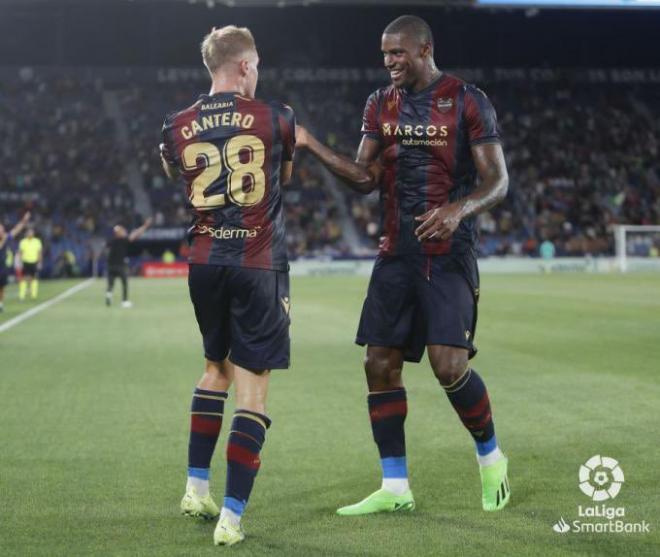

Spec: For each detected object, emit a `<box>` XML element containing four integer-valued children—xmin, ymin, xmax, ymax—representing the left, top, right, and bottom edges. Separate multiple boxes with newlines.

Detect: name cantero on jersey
<box><xmin>382</xmin><ymin>122</ymin><xmax>449</xmax><ymax>147</ymax></box>
<box><xmin>180</xmin><ymin>112</ymin><xmax>255</xmax><ymax>140</ymax></box>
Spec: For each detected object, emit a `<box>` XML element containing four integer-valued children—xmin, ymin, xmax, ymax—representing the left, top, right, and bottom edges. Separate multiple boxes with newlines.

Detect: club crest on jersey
<box><xmin>436</xmin><ymin>97</ymin><xmax>453</xmax><ymax>112</ymax></box>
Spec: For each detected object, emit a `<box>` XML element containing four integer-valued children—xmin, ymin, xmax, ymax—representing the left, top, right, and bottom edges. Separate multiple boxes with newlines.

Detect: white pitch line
<box><xmin>0</xmin><ymin>278</ymin><xmax>95</xmax><ymax>334</ymax></box>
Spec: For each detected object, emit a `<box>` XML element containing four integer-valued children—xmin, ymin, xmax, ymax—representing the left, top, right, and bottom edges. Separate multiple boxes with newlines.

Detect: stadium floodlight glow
<box><xmin>477</xmin><ymin>0</ymin><xmax>660</xmax><ymax>7</ymax></box>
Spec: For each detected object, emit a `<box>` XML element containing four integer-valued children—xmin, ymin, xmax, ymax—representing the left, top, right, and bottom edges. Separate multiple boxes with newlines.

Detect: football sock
<box><xmin>121</xmin><ymin>276</ymin><xmax>128</xmax><ymax>302</ymax></box>
<box><xmin>223</xmin><ymin>410</ymin><xmax>271</xmax><ymax>524</ymax></box>
<box><xmin>18</xmin><ymin>280</ymin><xmax>27</xmax><ymax>300</ymax></box>
<box><xmin>30</xmin><ymin>279</ymin><xmax>38</xmax><ymax>299</ymax></box>
<box><xmin>442</xmin><ymin>368</ymin><xmax>503</xmax><ymax>466</ymax></box>
<box><xmin>368</xmin><ymin>389</ymin><xmax>410</xmax><ymax>495</ymax></box>
<box><xmin>187</xmin><ymin>388</ymin><xmax>227</xmax><ymax>497</ymax></box>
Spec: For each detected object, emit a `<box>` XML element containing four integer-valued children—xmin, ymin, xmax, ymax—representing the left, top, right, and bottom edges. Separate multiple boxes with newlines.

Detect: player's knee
<box><xmin>364</xmin><ymin>352</ymin><xmax>402</xmax><ymax>389</ymax></box>
<box><xmin>203</xmin><ymin>359</ymin><xmax>232</xmax><ymax>384</ymax></box>
<box><xmin>431</xmin><ymin>351</ymin><xmax>468</xmax><ymax>386</ymax></box>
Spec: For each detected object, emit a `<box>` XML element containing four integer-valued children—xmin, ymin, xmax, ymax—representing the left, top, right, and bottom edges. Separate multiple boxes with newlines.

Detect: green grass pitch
<box><xmin>1</xmin><ymin>274</ymin><xmax>659</xmax><ymax>556</ymax></box>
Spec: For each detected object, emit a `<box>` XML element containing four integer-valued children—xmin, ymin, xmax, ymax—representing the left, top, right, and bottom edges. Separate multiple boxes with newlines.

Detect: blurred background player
<box><xmin>539</xmin><ymin>237</ymin><xmax>556</xmax><ymax>273</ymax></box>
<box><xmin>160</xmin><ymin>25</ymin><xmax>295</xmax><ymax>546</ymax></box>
<box><xmin>105</xmin><ymin>218</ymin><xmax>152</xmax><ymax>308</ymax></box>
<box><xmin>17</xmin><ymin>225</ymin><xmax>43</xmax><ymax>302</ymax></box>
<box><xmin>0</xmin><ymin>212</ymin><xmax>31</xmax><ymax>312</ymax></box>
<box><xmin>297</xmin><ymin>15</ymin><xmax>510</xmax><ymax>515</ymax></box>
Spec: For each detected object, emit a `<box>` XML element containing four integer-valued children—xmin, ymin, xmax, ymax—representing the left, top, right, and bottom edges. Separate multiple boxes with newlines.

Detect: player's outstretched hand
<box><xmin>414</xmin><ymin>203</ymin><xmax>464</xmax><ymax>242</ymax></box>
<box><xmin>22</xmin><ymin>211</ymin><xmax>31</xmax><ymax>222</ymax></box>
<box><xmin>295</xmin><ymin>125</ymin><xmax>310</xmax><ymax>149</ymax></box>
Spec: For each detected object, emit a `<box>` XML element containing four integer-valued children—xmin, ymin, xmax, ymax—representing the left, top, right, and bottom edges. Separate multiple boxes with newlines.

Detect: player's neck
<box><xmin>209</xmin><ymin>77</ymin><xmax>249</xmax><ymax>98</ymax></box>
<box><xmin>411</xmin><ymin>67</ymin><xmax>443</xmax><ymax>93</ymax></box>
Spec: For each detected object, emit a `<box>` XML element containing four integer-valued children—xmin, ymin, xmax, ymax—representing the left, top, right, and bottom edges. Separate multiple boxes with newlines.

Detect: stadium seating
<box><xmin>1</xmin><ymin>71</ymin><xmax>658</xmax><ymax>276</ymax></box>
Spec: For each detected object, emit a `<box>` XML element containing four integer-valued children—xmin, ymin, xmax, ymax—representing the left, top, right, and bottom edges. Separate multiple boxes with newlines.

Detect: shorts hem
<box><xmin>203</xmin><ymin>352</ymin><xmax>230</xmax><ymax>363</ymax></box>
<box><xmin>426</xmin><ymin>340</ymin><xmax>478</xmax><ymax>360</ymax></box>
<box><xmin>355</xmin><ymin>337</ymin><xmax>424</xmax><ymax>364</ymax></box>
<box><xmin>228</xmin><ymin>354</ymin><xmax>290</xmax><ymax>371</ymax></box>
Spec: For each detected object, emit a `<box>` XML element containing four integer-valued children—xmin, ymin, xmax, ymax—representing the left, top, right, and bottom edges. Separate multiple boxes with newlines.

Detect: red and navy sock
<box><xmin>187</xmin><ymin>388</ymin><xmax>227</xmax><ymax>486</ymax></box>
<box><xmin>443</xmin><ymin>368</ymin><xmax>499</xmax><ymax>458</ymax></box>
<box><xmin>223</xmin><ymin>410</ymin><xmax>271</xmax><ymax>519</ymax></box>
<box><xmin>368</xmin><ymin>389</ymin><xmax>409</xmax><ymax>485</ymax></box>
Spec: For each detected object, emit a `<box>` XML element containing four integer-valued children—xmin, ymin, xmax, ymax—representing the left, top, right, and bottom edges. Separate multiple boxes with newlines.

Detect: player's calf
<box><xmin>216</xmin><ymin>409</ymin><xmax>271</xmax><ymax>542</ymax></box>
<box><xmin>430</xmin><ymin>347</ymin><xmax>509</xmax><ymax>509</ymax></box>
<box><xmin>182</xmin><ymin>388</ymin><xmax>227</xmax><ymax>518</ymax></box>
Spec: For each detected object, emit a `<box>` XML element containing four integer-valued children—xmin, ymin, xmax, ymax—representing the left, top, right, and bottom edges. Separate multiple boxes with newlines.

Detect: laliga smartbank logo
<box><xmin>579</xmin><ymin>454</ymin><xmax>624</xmax><ymax>501</ymax></box>
<box><xmin>552</xmin><ymin>455</ymin><xmax>650</xmax><ymax>535</ymax></box>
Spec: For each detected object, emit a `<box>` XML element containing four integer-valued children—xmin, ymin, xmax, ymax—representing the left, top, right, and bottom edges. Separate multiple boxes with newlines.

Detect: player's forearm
<box><xmin>10</xmin><ymin>222</ymin><xmax>26</xmax><ymax>237</ymax></box>
<box><xmin>457</xmin><ymin>168</ymin><xmax>508</xmax><ymax>220</ymax></box>
<box><xmin>129</xmin><ymin>223</ymin><xmax>150</xmax><ymax>242</ymax></box>
<box><xmin>458</xmin><ymin>142</ymin><xmax>509</xmax><ymax>219</ymax></box>
<box><xmin>305</xmin><ymin>135</ymin><xmax>375</xmax><ymax>194</ymax></box>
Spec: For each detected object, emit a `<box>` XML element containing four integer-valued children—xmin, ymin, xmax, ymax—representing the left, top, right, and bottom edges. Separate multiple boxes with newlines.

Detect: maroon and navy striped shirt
<box><xmin>161</xmin><ymin>92</ymin><xmax>295</xmax><ymax>271</ymax></box>
<box><xmin>362</xmin><ymin>73</ymin><xmax>500</xmax><ymax>256</ymax></box>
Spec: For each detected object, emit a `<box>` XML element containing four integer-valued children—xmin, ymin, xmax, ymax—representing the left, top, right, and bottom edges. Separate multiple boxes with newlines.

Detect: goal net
<box><xmin>613</xmin><ymin>225</ymin><xmax>660</xmax><ymax>272</ymax></box>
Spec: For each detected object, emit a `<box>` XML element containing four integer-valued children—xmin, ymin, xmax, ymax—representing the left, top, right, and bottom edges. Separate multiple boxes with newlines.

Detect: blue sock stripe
<box><xmin>188</xmin><ymin>467</ymin><xmax>210</xmax><ymax>480</ymax></box>
<box><xmin>381</xmin><ymin>456</ymin><xmax>408</xmax><ymax>479</ymax></box>
<box><xmin>476</xmin><ymin>435</ymin><xmax>498</xmax><ymax>456</ymax></box>
<box><xmin>223</xmin><ymin>496</ymin><xmax>246</xmax><ymax>516</ymax></box>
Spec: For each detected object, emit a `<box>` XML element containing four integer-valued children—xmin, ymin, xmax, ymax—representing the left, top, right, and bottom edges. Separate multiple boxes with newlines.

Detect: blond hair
<box><xmin>201</xmin><ymin>25</ymin><xmax>256</xmax><ymax>74</ymax></box>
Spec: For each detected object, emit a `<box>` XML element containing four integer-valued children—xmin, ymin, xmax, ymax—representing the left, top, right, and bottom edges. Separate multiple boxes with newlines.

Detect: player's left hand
<box><xmin>295</xmin><ymin>125</ymin><xmax>310</xmax><ymax>149</ymax></box>
<box><xmin>414</xmin><ymin>202</ymin><xmax>464</xmax><ymax>242</ymax></box>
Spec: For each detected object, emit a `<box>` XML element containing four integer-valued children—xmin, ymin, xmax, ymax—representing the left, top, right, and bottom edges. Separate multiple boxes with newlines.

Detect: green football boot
<box><xmin>214</xmin><ymin>516</ymin><xmax>246</xmax><ymax>546</ymax></box>
<box><xmin>480</xmin><ymin>456</ymin><xmax>511</xmax><ymax>511</ymax></box>
<box><xmin>336</xmin><ymin>488</ymin><xmax>415</xmax><ymax>516</ymax></box>
<box><xmin>180</xmin><ymin>487</ymin><xmax>220</xmax><ymax>520</ymax></box>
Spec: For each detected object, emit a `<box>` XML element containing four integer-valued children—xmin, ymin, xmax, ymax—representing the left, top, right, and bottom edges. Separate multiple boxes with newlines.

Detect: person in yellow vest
<box><xmin>162</xmin><ymin>249</ymin><xmax>176</xmax><ymax>264</ymax></box>
<box><xmin>0</xmin><ymin>212</ymin><xmax>30</xmax><ymax>312</ymax></box>
<box><xmin>18</xmin><ymin>227</ymin><xmax>43</xmax><ymax>301</ymax></box>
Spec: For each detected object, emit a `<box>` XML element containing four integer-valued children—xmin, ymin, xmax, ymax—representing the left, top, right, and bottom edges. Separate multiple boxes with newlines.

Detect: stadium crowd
<box><xmin>1</xmin><ymin>70</ymin><xmax>658</xmax><ymax>277</ymax></box>
<box><xmin>301</xmin><ymin>79</ymin><xmax>660</xmax><ymax>256</ymax></box>
<box><xmin>0</xmin><ymin>71</ymin><xmax>136</xmax><ymax>276</ymax></box>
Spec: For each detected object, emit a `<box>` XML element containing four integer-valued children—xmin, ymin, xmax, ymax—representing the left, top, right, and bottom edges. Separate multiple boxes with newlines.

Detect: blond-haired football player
<box><xmin>161</xmin><ymin>25</ymin><xmax>296</xmax><ymax>546</ymax></box>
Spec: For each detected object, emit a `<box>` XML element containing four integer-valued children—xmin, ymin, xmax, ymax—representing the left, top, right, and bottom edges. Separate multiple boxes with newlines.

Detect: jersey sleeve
<box><xmin>361</xmin><ymin>91</ymin><xmax>381</xmax><ymax>140</ymax></box>
<box><xmin>464</xmin><ymin>85</ymin><xmax>500</xmax><ymax>145</ymax></box>
<box><xmin>160</xmin><ymin>114</ymin><xmax>179</xmax><ymax>167</ymax></box>
<box><xmin>278</xmin><ymin>104</ymin><xmax>296</xmax><ymax>162</ymax></box>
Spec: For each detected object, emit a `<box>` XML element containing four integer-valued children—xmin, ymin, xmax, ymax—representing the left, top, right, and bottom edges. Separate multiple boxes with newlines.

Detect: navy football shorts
<box><xmin>22</xmin><ymin>262</ymin><xmax>38</xmax><ymax>277</ymax></box>
<box><xmin>356</xmin><ymin>254</ymin><xmax>479</xmax><ymax>363</ymax></box>
<box><xmin>188</xmin><ymin>264</ymin><xmax>291</xmax><ymax>370</ymax></box>
<box><xmin>0</xmin><ymin>271</ymin><xmax>7</xmax><ymax>288</ymax></box>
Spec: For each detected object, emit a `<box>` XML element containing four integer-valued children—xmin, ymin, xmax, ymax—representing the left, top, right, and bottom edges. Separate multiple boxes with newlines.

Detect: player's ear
<box><xmin>420</xmin><ymin>42</ymin><xmax>432</xmax><ymax>59</ymax></box>
<box><xmin>238</xmin><ymin>58</ymin><xmax>250</xmax><ymax>77</ymax></box>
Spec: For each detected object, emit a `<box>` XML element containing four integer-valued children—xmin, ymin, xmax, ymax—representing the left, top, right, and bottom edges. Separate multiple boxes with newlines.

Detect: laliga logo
<box><xmin>579</xmin><ymin>455</ymin><xmax>624</xmax><ymax>501</ymax></box>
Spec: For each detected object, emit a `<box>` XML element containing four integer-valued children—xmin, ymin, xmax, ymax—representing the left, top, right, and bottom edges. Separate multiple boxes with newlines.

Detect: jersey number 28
<box><xmin>182</xmin><ymin>135</ymin><xmax>266</xmax><ymax>209</ymax></box>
